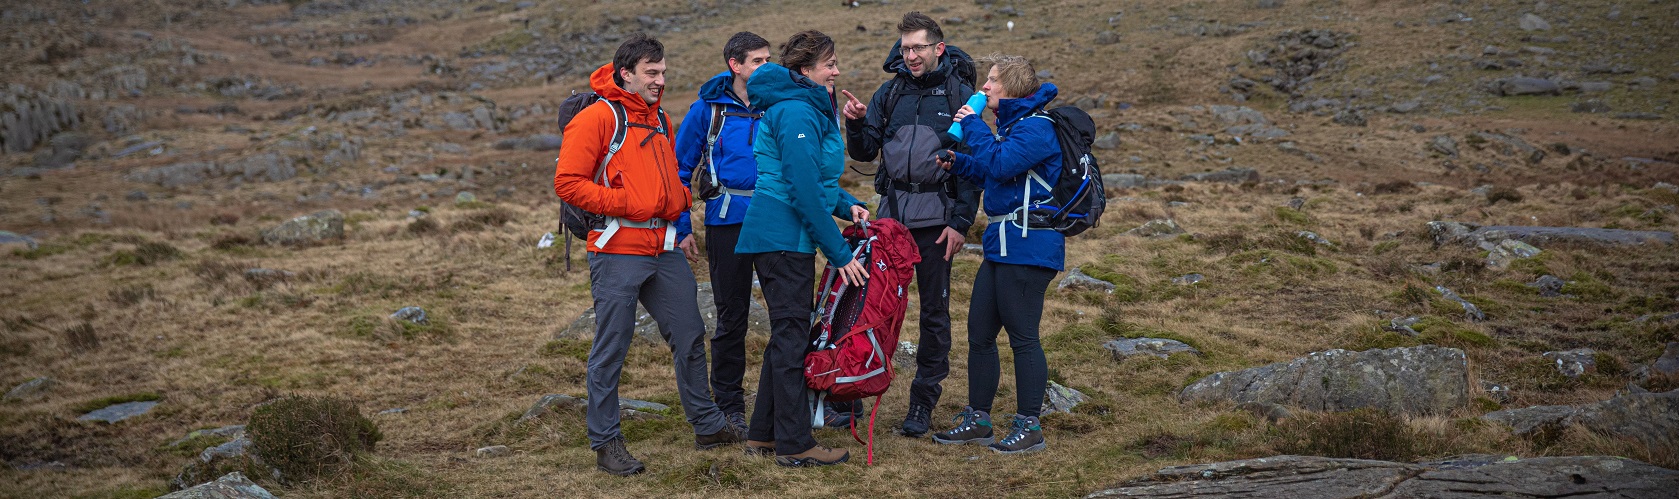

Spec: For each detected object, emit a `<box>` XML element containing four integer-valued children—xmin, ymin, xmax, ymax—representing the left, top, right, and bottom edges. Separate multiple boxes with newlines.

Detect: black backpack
<box><xmin>552</xmin><ymin>91</ymin><xmax>670</xmax><ymax>267</ymax></box>
<box><xmin>1021</xmin><ymin>106</ymin><xmax>1105</xmax><ymax>237</ymax></box>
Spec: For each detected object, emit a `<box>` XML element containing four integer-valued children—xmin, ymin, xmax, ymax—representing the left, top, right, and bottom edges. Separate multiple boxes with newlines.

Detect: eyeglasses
<box><xmin>899</xmin><ymin>43</ymin><xmax>938</xmax><ymax>55</ymax></box>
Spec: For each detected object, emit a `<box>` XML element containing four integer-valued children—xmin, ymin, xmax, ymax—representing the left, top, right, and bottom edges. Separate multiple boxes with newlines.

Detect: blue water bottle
<box><xmin>947</xmin><ymin>91</ymin><xmax>989</xmax><ymax>140</ymax></box>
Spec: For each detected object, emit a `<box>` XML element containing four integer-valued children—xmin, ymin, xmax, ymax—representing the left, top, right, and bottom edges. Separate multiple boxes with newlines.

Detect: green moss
<box><xmin>1560</xmin><ymin>272</ymin><xmax>1617</xmax><ymax>302</ymax></box>
<box><xmin>1078</xmin><ymin>262</ymin><xmax>1146</xmax><ymax>303</ymax></box>
<box><xmin>1273</xmin><ymin>206</ymin><xmax>1313</xmax><ymax>225</ymax></box>
<box><xmin>539</xmin><ymin>338</ymin><xmax>592</xmax><ymax>363</ymax></box>
<box><xmin>1412</xmin><ymin>316</ymin><xmax>1495</xmax><ymax>349</ymax></box>
<box><xmin>74</xmin><ymin>392</ymin><xmax>163</xmax><ymax>414</ymax></box>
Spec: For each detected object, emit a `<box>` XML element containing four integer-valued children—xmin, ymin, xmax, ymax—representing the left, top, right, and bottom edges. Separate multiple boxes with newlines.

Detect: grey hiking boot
<box><xmin>931</xmin><ymin>406</ymin><xmax>993</xmax><ymax>445</ymax></box>
<box><xmin>726</xmin><ymin>412</ymin><xmax>749</xmax><ymax>435</ymax></box>
<box><xmin>695</xmin><ymin>420</ymin><xmax>745</xmax><ymax>450</ymax></box>
<box><xmin>595</xmin><ymin>438</ymin><xmax>646</xmax><ymax>476</ymax></box>
<box><xmin>900</xmin><ymin>404</ymin><xmax>932</xmax><ymax>438</ymax></box>
<box><xmin>988</xmin><ymin>414</ymin><xmax>1046</xmax><ymax>454</ymax></box>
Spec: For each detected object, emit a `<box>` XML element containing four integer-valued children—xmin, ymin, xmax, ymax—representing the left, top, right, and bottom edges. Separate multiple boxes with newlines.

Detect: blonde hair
<box><xmin>979</xmin><ymin>54</ymin><xmax>1038</xmax><ymax>98</ymax></box>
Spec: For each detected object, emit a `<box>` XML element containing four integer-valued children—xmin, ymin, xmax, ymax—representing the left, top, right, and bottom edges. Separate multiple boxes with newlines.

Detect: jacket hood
<box><xmin>881</xmin><ymin>40</ymin><xmax>969</xmax><ymax>84</ymax></box>
<box><xmin>997</xmin><ymin>82</ymin><xmax>1060</xmax><ymax>130</ymax></box>
<box><xmin>697</xmin><ymin>71</ymin><xmax>744</xmax><ymax>105</ymax></box>
<box><xmin>746</xmin><ymin>62</ymin><xmax>834</xmax><ymax>119</ymax></box>
<box><xmin>589</xmin><ymin>63</ymin><xmax>661</xmax><ymax>114</ymax></box>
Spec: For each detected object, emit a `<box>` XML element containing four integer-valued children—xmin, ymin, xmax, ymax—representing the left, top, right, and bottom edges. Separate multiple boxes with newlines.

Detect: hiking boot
<box><xmin>744</xmin><ymin>440</ymin><xmax>775</xmax><ymax>457</ymax></box>
<box><xmin>988</xmin><ymin>414</ymin><xmax>1046</xmax><ymax>454</ymax></box>
<box><xmin>821</xmin><ymin>401</ymin><xmax>862</xmax><ymax>429</ymax></box>
<box><xmin>900</xmin><ymin>404</ymin><xmax>932</xmax><ymax>437</ymax></box>
<box><xmin>774</xmin><ymin>445</ymin><xmax>850</xmax><ymax>467</ymax></box>
<box><xmin>931</xmin><ymin>406</ymin><xmax>993</xmax><ymax>445</ymax></box>
<box><xmin>726</xmin><ymin>412</ymin><xmax>749</xmax><ymax>435</ymax></box>
<box><xmin>695</xmin><ymin>420</ymin><xmax>745</xmax><ymax>450</ymax></box>
<box><xmin>595</xmin><ymin>438</ymin><xmax>645</xmax><ymax>476</ymax></box>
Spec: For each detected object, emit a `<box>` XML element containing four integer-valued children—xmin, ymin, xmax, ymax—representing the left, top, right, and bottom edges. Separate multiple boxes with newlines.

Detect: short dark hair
<box><xmin>723</xmin><ymin>31</ymin><xmax>771</xmax><ymax>70</ymax></box>
<box><xmin>612</xmin><ymin>33</ymin><xmax>665</xmax><ymax>87</ymax></box>
<box><xmin>779</xmin><ymin>30</ymin><xmax>834</xmax><ymax>74</ymax></box>
<box><xmin>897</xmin><ymin>11</ymin><xmax>943</xmax><ymax>44</ymax></box>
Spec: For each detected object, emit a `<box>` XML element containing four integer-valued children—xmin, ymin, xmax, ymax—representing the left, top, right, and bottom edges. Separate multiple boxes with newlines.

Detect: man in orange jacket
<box><xmin>553</xmin><ymin>34</ymin><xmax>742</xmax><ymax>476</ymax></box>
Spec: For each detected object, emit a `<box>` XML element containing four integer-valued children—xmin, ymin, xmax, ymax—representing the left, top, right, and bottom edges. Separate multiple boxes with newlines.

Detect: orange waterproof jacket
<box><xmin>553</xmin><ymin>63</ymin><xmax>689</xmax><ymax>257</ymax></box>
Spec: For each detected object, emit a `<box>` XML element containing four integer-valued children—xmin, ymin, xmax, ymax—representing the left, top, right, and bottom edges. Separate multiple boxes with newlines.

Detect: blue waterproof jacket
<box><xmin>949</xmin><ymin>82</ymin><xmax>1066</xmax><ymax>271</ymax></box>
<box><xmin>734</xmin><ymin>63</ymin><xmax>863</xmax><ymax>265</ymax></box>
<box><xmin>675</xmin><ymin>71</ymin><xmax>761</xmax><ymax>234</ymax></box>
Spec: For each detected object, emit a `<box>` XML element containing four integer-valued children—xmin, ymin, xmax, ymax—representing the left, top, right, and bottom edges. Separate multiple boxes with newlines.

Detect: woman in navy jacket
<box><xmin>930</xmin><ymin>55</ymin><xmax>1063</xmax><ymax>455</ymax></box>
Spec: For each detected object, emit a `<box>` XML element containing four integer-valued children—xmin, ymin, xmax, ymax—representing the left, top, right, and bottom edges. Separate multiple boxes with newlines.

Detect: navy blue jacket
<box><xmin>949</xmin><ymin>83</ymin><xmax>1065</xmax><ymax>271</ymax></box>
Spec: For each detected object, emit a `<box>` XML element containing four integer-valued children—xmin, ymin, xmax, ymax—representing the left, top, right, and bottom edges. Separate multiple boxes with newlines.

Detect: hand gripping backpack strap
<box><xmin>594</xmin><ymin>104</ymin><xmax>678</xmax><ymax>251</ymax></box>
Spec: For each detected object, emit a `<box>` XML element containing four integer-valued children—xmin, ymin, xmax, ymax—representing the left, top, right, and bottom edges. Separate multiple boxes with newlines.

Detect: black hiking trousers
<box><xmin>704</xmin><ymin>223</ymin><xmax>755</xmax><ymax>417</ymax></box>
<box><xmin>906</xmin><ymin>226</ymin><xmax>955</xmax><ymax>411</ymax></box>
<box><xmin>745</xmin><ymin>250</ymin><xmax>820</xmax><ymax>455</ymax></box>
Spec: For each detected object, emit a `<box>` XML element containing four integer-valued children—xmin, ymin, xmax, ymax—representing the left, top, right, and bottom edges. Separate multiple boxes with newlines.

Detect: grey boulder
<box><xmin>1105</xmin><ymin>338</ymin><xmax>1201</xmax><ymax>360</ymax></box>
<box><xmin>159</xmin><ymin>472</ymin><xmax>275</xmax><ymax>499</ymax></box>
<box><xmin>1088</xmin><ymin>455</ymin><xmax>1679</xmax><ymax>498</ymax></box>
<box><xmin>261</xmin><ymin>210</ymin><xmax>345</xmax><ymax>246</ymax></box>
<box><xmin>1179</xmin><ymin>345</ymin><xmax>1470</xmax><ymax>416</ymax></box>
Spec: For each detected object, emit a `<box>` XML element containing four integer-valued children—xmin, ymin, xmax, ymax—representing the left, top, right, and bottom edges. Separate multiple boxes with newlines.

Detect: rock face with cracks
<box><xmin>1179</xmin><ymin>345</ymin><xmax>1469</xmax><ymax>416</ymax></box>
<box><xmin>1087</xmin><ymin>455</ymin><xmax>1679</xmax><ymax>498</ymax></box>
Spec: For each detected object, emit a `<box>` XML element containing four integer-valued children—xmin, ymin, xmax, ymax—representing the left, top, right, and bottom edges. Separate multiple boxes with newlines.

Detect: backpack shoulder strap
<box><xmin>703</xmin><ymin>103</ymin><xmax>726</xmax><ymax>152</ymax></box>
<box><xmin>597</xmin><ymin>100</ymin><xmax>630</xmax><ymax>183</ymax></box>
<box><xmin>877</xmin><ymin>78</ymin><xmax>905</xmax><ymax>127</ymax></box>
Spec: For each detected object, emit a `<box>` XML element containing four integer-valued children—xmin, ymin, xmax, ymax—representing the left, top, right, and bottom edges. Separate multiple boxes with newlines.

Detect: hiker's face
<box><xmin>729</xmin><ymin>47</ymin><xmax>772</xmax><ymax>84</ymax></box>
<box><xmin>621</xmin><ymin>58</ymin><xmax>666</xmax><ymax>105</ymax></box>
<box><xmin>980</xmin><ymin>66</ymin><xmax>1007</xmax><ymax>111</ymax></box>
<box><xmin>799</xmin><ymin>51</ymin><xmax>839</xmax><ymax>92</ymax></box>
<box><xmin>899</xmin><ymin>30</ymin><xmax>943</xmax><ymax>77</ymax></box>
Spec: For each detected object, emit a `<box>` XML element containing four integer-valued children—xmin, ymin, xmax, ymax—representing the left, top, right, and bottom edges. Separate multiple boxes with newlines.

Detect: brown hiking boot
<box><xmin>695</xmin><ymin>421</ymin><xmax>745</xmax><ymax>450</ymax></box>
<box><xmin>744</xmin><ymin>440</ymin><xmax>775</xmax><ymax>457</ymax></box>
<box><xmin>595</xmin><ymin>438</ymin><xmax>645</xmax><ymax>476</ymax></box>
<box><xmin>774</xmin><ymin>445</ymin><xmax>849</xmax><ymax>467</ymax></box>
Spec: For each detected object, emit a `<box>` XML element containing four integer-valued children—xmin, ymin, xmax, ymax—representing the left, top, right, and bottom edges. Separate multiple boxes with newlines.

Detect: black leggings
<box><xmin>966</xmin><ymin>261</ymin><xmax>1057</xmax><ymax>418</ymax></box>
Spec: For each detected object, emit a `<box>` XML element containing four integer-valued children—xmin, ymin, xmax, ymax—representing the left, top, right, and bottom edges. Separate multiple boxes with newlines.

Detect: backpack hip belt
<box><xmin>988</xmin><ymin>170</ymin><xmax>1056</xmax><ymax>257</ymax></box>
<box><xmin>595</xmin><ymin>217</ymin><xmax>676</xmax><ymax>252</ymax></box>
<box><xmin>713</xmin><ymin>187</ymin><xmax>754</xmax><ymax>219</ymax></box>
<box><xmin>886</xmin><ymin>178</ymin><xmax>946</xmax><ymax>195</ymax></box>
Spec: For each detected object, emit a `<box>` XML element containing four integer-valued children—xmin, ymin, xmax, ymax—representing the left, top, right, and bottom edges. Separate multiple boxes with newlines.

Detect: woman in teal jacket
<box><xmin>735</xmin><ymin>30</ymin><xmax>867</xmax><ymax>468</ymax></box>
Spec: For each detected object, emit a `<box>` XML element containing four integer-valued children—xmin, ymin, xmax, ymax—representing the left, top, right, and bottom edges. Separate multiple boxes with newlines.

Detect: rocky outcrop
<box><xmin>1087</xmin><ymin>455</ymin><xmax>1679</xmax><ymax>498</ymax></box>
<box><xmin>1105</xmin><ymin>338</ymin><xmax>1201</xmax><ymax>360</ymax></box>
<box><xmin>160</xmin><ymin>472</ymin><xmax>276</xmax><ymax>499</ymax></box>
<box><xmin>1429</xmin><ymin>221</ymin><xmax>1673</xmax><ymax>247</ymax></box>
<box><xmin>1180</xmin><ymin>346</ymin><xmax>1469</xmax><ymax>416</ymax></box>
<box><xmin>261</xmin><ymin>210</ymin><xmax>345</xmax><ymax>246</ymax></box>
<box><xmin>1483</xmin><ymin>389</ymin><xmax>1679</xmax><ymax>451</ymax></box>
<box><xmin>1</xmin><ymin>84</ymin><xmax>80</xmax><ymax>155</ymax></box>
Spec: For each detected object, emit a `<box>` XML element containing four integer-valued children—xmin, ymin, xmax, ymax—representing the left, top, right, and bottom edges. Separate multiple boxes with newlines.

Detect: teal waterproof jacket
<box><xmin>734</xmin><ymin>63</ymin><xmax>863</xmax><ymax>264</ymax></box>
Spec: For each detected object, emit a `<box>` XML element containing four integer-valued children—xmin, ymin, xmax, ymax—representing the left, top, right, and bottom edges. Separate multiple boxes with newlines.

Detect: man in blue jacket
<box><xmin>838</xmin><ymin>11</ymin><xmax>983</xmax><ymax>438</ymax></box>
<box><xmin>674</xmin><ymin>32</ymin><xmax>772</xmax><ymax>434</ymax></box>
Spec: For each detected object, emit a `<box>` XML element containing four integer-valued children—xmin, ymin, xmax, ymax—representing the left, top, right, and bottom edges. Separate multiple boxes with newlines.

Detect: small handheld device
<box><xmin>946</xmin><ymin>91</ymin><xmax>989</xmax><ymax>140</ymax></box>
<box><xmin>936</xmin><ymin>149</ymin><xmax>955</xmax><ymax>164</ymax></box>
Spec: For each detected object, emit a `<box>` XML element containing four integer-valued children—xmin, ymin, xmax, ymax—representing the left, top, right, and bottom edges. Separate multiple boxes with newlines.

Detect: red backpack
<box><xmin>803</xmin><ymin>218</ymin><xmax>921</xmax><ymax>465</ymax></box>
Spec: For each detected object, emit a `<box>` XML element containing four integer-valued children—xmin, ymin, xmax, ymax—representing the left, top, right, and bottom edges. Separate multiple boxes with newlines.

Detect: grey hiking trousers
<box><xmin>585</xmin><ymin>251</ymin><xmax>727</xmax><ymax>449</ymax></box>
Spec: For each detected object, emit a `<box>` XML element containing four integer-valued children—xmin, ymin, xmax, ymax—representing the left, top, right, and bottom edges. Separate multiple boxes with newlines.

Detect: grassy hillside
<box><xmin>2</xmin><ymin>0</ymin><xmax>1677</xmax><ymax>497</ymax></box>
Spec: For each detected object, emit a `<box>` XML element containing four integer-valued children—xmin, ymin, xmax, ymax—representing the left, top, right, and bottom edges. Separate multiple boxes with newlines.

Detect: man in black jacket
<box><xmin>838</xmin><ymin>11</ymin><xmax>982</xmax><ymax>438</ymax></box>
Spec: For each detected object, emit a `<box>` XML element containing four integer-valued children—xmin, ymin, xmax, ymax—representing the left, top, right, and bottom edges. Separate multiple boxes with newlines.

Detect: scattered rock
<box><xmin>1058</xmin><ymin>268</ymin><xmax>1117</xmax><ymax>293</ymax></box>
<box><xmin>1093</xmin><ymin>131</ymin><xmax>1120</xmax><ymax>150</ymax></box>
<box><xmin>1543</xmin><ymin>348</ymin><xmax>1598</xmax><ymax>378</ymax></box>
<box><xmin>1613</xmin><ymin>112</ymin><xmax>1663</xmax><ymax>121</ymax></box>
<box><xmin>1089</xmin><ymin>455</ymin><xmax>1679</xmax><ymax>498</ymax></box>
<box><xmin>1296</xmin><ymin>231</ymin><xmax>1335</xmax><ymax>248</ymax></box>
<box><xmin>475</xmin><ymin>445</ymin><xmax>511</xmax><ymax>458</ymax></box>
<box><xmin>1519</xmin><ymin>13</ymin><xmax>1551</xmax><ymax>31</ymax></box>
<box><xmin>893</xmin><ymin>341</ymin><xmax>917</xmax><ymax>369</ymax></box>
<box><xmin>1389</xmin><ymin>100</ymin><xmax>1422</xmax><ymax>114</ymax></box>
<box><xmin>1332</xmin><ymin>109</ymin><xmax>1366</xmax><ymax>126</ymax></box>
<box><xmin>1572</xmin><ymin>99</ymin><xmax>1612</xmax><ymax>113</ymax></box>
<box><xmin>168</xmin><ymin>436</ymin><xmax>282</xmax><ymax>491</ymax></box>
<box><xmin>1435</xmin><ymin>286</ymin><xmax>1486</xmax><ymax>322</ymax></box>
<box><xmin>619</xmin><ymin>399</ymin><xmax>669</xmax><ymax>413</ymax></box>
<box><xmin>454</xmin><ymin>191</ymin><xmax>477</xmax><ymax>206</ymax></box>
<box><xmin>1094</xmin><ymin>31</ymin><xmax>1120</xmax><ymax>45</ymax></box>
<box><xmin>1528</xmin><ymin>275</ymin><xmax>1566</xmax><ymax>297</ymax></box>
<box><xmin>261</xmin><ymin>210</ymin><xmax>345</xmax><ymax>246</ymax></box>
<box><xmin>166</xmin><ymin>425</ymin><xmax>246</xmax><ymax>449</ymax></box>
<box><xmin>493</xmin><ymin>134</ymin><xmax>563</xmax><ymax>151</ymax></box>
<box><xmin>1105</xmin><ymin>337</ymin><xmax>1201</xmax><ymax>360</ymax></box>
<box><xmin>1385</xmin><ymin>316</ymin><xmax>1422</xmax><ymax>336</ymax></box>
<box><xmin>1428</xmin><ymin>135</ymin><xmax>1459</xmax><ymax>157</ymax></box>
<box><xmin>78</xmin><ymin>401</ymin><xmax>158</xmax><ymax>423</ymax></box>
<box><xmin>1171</xmin><ymin>273</ymin><xmax>1204</xmax><ymax>286</ymax></box>
<box><xmin>519</xmin><ymin>394</ymin><xmax>584</xmax><ymax>423</ymax></box>
<box><xmin>1181</xmin><ymin>167</ymin><xmax>1259</xmax><ymax>183</ymax></box>
<box><xmin>557</xmin><ymin>281</ymin><xmax>770</xmax><ymax>344</ymax></box>
<box><xmin>959</xmin><ymin>243</ymin><xmax>983</xmax><ymax>256</ymax></box>
<box><xmin>1653</xmin><ymin>343</ymin><xmax>1679</xmax><ymax>376</ymax></box>
<box><xmin>389</xmin><ymin>306</ymin><xmax>428</xmax><ymax>325</ymax></box>
<box><xmin>1428</xmin><ymin>221</ymin><xmax>1674</xmax><ymax>247</ymax></box>
<box><xmin>0</xmin><ymin>230</ymin><xmax>39</xmax><ymax>251</ymax></box>
<box><xmin>4</xmin><ymin>377</ymin><xmax>56</xmax><ymax>401</ymax></box>
<box><xmin>1126</xmin><ymin>219</ymin><xmax>1186</xmax><ymax>238</ymax></box>
<box><xmin>1577</xmin><ymin>81</ymin><xmax>1615</xmax><ymax>93</ymax></box>
<box><xmin>1102</xmin><ymin>173</ymin><xmax>1146</xmax><ymax>189</ymax></box>
<box><xmin>1180</xmin><ymin>345</ymin><xmax>1470</xmax><ymax>416</ymax></box>
<box><xmin>1494</xmin><ymin>77</ymin><xmax>1561</xmax><ymax>96</ymax></box>
<box><xmin>1041</xmin><ymin>381</ymin><xmax>1086</xmax><ymax>415</ymax></box>
<box><xmin>1</xmin><ymin>84</ymin><xmax>81</xmax><ymax>155</ymax></box>
<box><xmin>160</xmin><ymin>472</ymin><xmax>276</xmax><ymax>499</ymax></box>
<box><xmin>1486</xmin><ymin>239</ymin><xmax>1541</xmax><ymax>270</ymax></box>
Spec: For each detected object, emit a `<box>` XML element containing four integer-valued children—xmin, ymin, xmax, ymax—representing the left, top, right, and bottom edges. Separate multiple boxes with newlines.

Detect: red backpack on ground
<box><xmin>803</xmin><ymin>218</ymin><xmax>920</xmax><ymax>465</ymax></box>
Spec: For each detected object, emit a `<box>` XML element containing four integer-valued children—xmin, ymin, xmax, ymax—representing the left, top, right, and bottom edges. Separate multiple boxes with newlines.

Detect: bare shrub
<box><xmin>63</xmin><ymin>322</ymin><xmax>98</xmax><ymax>351</ymax></box>
<box><xmin>247</xmin><ymin>395</ymin><xmax>383</xmax><ymax>482</ymax></box>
